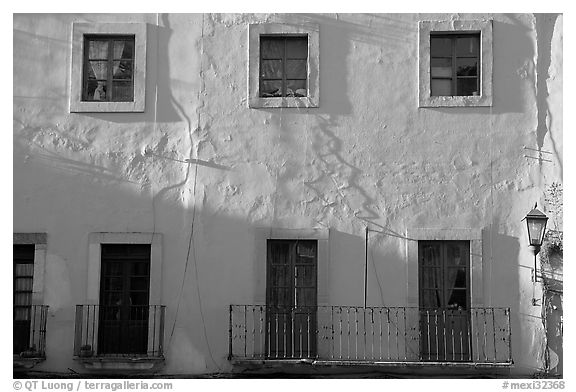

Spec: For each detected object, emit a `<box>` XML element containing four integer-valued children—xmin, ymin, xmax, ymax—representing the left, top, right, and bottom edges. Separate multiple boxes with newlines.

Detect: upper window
<box><xmin>418</xmin><ymin>20</ymin><xmax>492</xmax><ymax>107</ymax></box>
<box><xmin>70</xmin><ymin>23</ymin><xmax>147</xmax><ymax>113</ymax></box>
<box><xmin>259</xmin><ymin>36</ymin><xmax>308</xmax><ymax>98</ymax></box>
<box><xmin>248</xmin><ymin>24</ymin><xmax>319</xmax><ymax>108</ymax></box>
<box><xmin>82</xmin><ymin>35</ymin><xmax>135</xmax><ymax>103</ymax></box>
<box><xmin>430</xmin><ymin>33</ymin><xmax>480</xmax><ymax>97</ymax></box>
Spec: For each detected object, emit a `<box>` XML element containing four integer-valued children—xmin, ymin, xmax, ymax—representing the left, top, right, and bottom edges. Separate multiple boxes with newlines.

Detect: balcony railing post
<box><xmin>228</xmin><ymin>305</ymin><xmax>233</xmax><ymax>360</ymax></box>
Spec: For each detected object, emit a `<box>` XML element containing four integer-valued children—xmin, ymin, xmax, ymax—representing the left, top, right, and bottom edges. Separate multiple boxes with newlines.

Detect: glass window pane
<box><xmin>447</xmin><ymin>268</ymin><xmax>467</xmax><ymax>289</ymax></box>
<box><xmin>261</xmin><ymin>59</ymin><xmax>283</xmax><ymax>79</ymax></box>
<box><xmin>104</xmin><ymin>262</ymin><xmax>123</xmax><ymax>276</ymax></box>
<box><xmin>104</xmin><ymin>277</ymin><xmax>123</xmax><ymax>291</ymax></box>
<box><xmin>88</xmin><ymin>61</ymin><xmax>108</xmax><ymax>80</ymax></box>
<box><xmin>446</xmin><ymin>245</ymin><xmax>463</xmax><ymax>265</ymax></box>
<box><xmin>296</xmin><ymin>266</ymin><xmax>315</xmax><ymax>287</ymax></box>
<box><xmin>296</xmin><ymin>288</ymin><xmax>314</xmax><ymax>307</ymax></box>
<box><xmin>260</xmin><ymin>80</ymin><xmax>282</xmax><ymax>97</ymax></box>
<box><xmin>114</xmin><ymin>40</ymin><xmax>134</xmax><ymax>60</ymax></box>
<box><xmin>431</xmin><ymin>37</ymin><xmax>452</xmax><ymax>57</ymax></box>
<box><xmin>421</xmin><ymin>244</ymin><xmax>441</xmax><ymax>266</ymax></box>
<box><xmin>14</xmin><ymin>307</ymin><xmax>30</xmax><ymax>321</ymax></box>
<box><xmin>271</xmin><ymin>266</ymin><xmax>290</xmax><ymax>286</ymax></box>
<box><xmin>457</xmin><ymin>58</ymin><xmax>478</xmax><ymax>76</ymax></box>
<box><xmin>447</xmin><ymin>289</ymin><xmax>467</xmax><ymax>310</ymax></box>
<box><xmin>14</xmin><ymin>293</ymin><xmax>32</xmax><ymax>306</ymax></box>
<box><xmin>431</xmin><ymin>79</ymin><xmax>452</xmax><ymax>96</ymax></box>
<box><xmin>286</xmin><ymin>38</ymin><xmax>307</xmax><ymax>58</ymax></box>
<box><xmin>261</xmin><ymin>38</ymin><xmax>283</xmax><ymax>58</ymax></box>
<box><xmin>286</xmin><ymin>59</ymin><xmax>306</xmax><ymax>79</ymax></box>
<box><xmin>286</xmin><ymin>80</ymin><xmax>306</xmax><ymax>97</ymax></box>
<box><xmin>422</xmin><ymin>267</ymin><xmax>441</xmax><ymax>288</ymax></box>
<box><xmin>130</xmin><ymin>277</ymin><xmax>149</xmax><ymax>291</ymax></box>
<box><xmin>456</xmin><ymin>36</ymin><xmax>479</xmax><ymax>56</ymax></box>
<box><xmin>131</xmin><ymin>262</ymin><xmax>150</xmax><ymax>276</ymax></box>
<box><xmin>113</xmin><ymin>60</ymin><xmax>133</xmax><ymax>79</ymax></box>
<box><xmin>88</xmin><ymin>40</ymin><xmax>109</xmax><ymax>59</ymax></box>
<box><xmin>15</xmin><ymin>277</ymin><xmax>33</xmax><ymax>291</ymax></box>
<box><xmin>270</xmin><ymin>242</ymin><xmax>290</xmax><ymax>264</ymax></box>
<box><xmin>456</xmin><ymin>78</ymin><xmax>478</xmax><ymax>96</ymax></box>
<box><xmin>84</xmin><ymin>80</ymin><xmax>107</xmax><ymax>101</ymax></box>
<box><xmin>422</xmin><ymin>289</ymin><xmax>441</xmax><ymax>309</ymax></box>
<box><xmin>431</xmin><ymin>58</ymin><xmax>453</xmax><ymax>77</ymax></box>
<box><xmin>112</xmin><ymin>81</ymin><xmax>133</xmax><ymax>102</ymax></box>
<box><xmin>14</xmin><ymin>264</ymin><xmax>34</xmax><ymax>276</ymax></box>
<box><xmin>296</xmin><ymin>242</ymin><xmax>316</xmax><ymax>260</ymax></box>
<box><xmin>129</xmin><ymin>292</ymin><xmax>149</xmax><ymax>306</ymax></box>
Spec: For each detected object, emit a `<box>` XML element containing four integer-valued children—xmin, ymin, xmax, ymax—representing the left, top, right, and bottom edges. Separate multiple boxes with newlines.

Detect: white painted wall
<box><xmin>13</xmin><ymin>13</ymin><xmax>562</xmax><ymax>376</ymax></box>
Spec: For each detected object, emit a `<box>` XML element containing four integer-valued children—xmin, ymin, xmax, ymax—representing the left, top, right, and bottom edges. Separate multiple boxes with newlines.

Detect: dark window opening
<box><xmin>14</xmin><ymin>244</ymin><xmax>35</xmax><ymax>355</ymax></box>
<box><xmin>430</xmin><ymin>33</ymin><xmax>480</xmax><ymax>96</ymax></box>
<box><xmin>259</xmin><ymin>36</ymin><xmax>308</xmax><ymax>98</ymax></box>
<box><xmin>82</xmin><ymin>35</ymin><xmax>135</xmax><ymax>102</ymax></box>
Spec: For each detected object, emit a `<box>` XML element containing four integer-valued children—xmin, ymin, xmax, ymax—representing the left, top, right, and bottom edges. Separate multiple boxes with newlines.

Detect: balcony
<box><xmin>73</xmin><ymin>304</ymin><xmax>165</xmax><ymax>372</ymax></box>
<box><xmin>13</xmin><ymin>305</ymin><xmax>49</xmax><ymax>369</ymax></box>
<box><xmin>229</xmin><ymin>305</ymin><xmax>512</xmax><ymax>375</ymax></box>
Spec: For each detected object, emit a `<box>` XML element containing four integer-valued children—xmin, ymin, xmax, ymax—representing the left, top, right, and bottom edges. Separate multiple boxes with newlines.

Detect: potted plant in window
<box><xmin>79</xmin><ymin>344</ymin><xmax>94</xmax><ymax>358</ymax></box>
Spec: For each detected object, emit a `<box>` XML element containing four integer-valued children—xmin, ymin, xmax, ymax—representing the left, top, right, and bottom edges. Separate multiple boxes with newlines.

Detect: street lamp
<box><xmin>523</xmin><ymin>203</ymin><xmax>549</xmax><ymax>282</ymax></box>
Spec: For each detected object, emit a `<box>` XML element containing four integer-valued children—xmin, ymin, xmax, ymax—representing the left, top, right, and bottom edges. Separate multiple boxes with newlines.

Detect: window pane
<box><xmin>14</xmin><ymin>307</ymin><xmax>30</xmax><ymax>321</ymax></box>
<box><xmin>104</xmin><ymin>277</ymin><xmax>123</xmax><ymax>291</ymax></box>
<box><xmin>14</xmin><ymin>293</ymin><xmax>32</xmax><ymax>306</ymax></box>
<box><xmin>88</xmin><ymin>40</ymin><xmax>109</xmax><ymax>59</ymax></box>
<box><xmin>88</xmin><ymin>61</ymin><xmax>108</xmax><ymax>80</ymax></box>
<box><xmin>421</xmin><ymin>244</ymin><xmax>441</xmax><ymax>266</ymax></box>
<box><xmin>261</xmin><ymin>59</ymin><xmax>283</xmax><ymax>79</ymax></box>
<box><xmin>430</xmin><ymin>37</ymin><xmax>452</xmax><ymax>57</ymax></box>
<box><xmin>113</xmin><ymin>61</ymin><xmax>133</xmax><ymax>79</ymax></box>
<box><xmin>447</xmin><ymin>268</ymin><xmax>467</xmax><ymax>289</ymax></box>
<box><xmin>421</xmin><ymin>266</ymin><xmax>441</xmax><ymax>288</ymax></box>
<box><xmin>456</xmin><ymin>78</ymin><xmax>478</xmax><ymax>96</ymax></box>
<box><xmin>286</xmin><ymin>38</ymin><xmax>307</xmax><ymax>58</ymax></box>
<box><xmin>14</xmin><ymin>264</ymin><xmax>34</xmax><ymax>276</ymax></box>
<box><xmin>260</xmin><ymin>80</ymin><xmax>282</xmax><ymax>97</ymax></box>
<box><xmin>286</xmin><ymin>59</ymin><xmax>306</xmax><ymax>79</ymax></box>
<box><xmin>270</xmin><ymin>242</ymin><xmax>290</xmax><ymax>264</ymax></box>
<box><xmin>261</xmin><ymin>38</ymin><xmax>283</xmax><ymax>58</ymax></box>
<box><xmin>456</xmin><ymin>58</ymin><xmax>478</xmax><ymax>76</ymax></box>
<box><xmin>296</xmin><ymin>266</ymin><xmax>315</xmax><ymax>287</ymax></box>
<box><xmin>131</xmin><ymin>262</ymin><xmax>150</xmax><ymax>276</ymax></box>
<box><xmin>14</xmin><ymin>277</ymin><xmax>33</xmax><ymax>291</ymax></box>
<box><xmin>422</xmin><ymin>289</ymin><xmax>441</xmax><ymax>309</ymax></box>
<box><xmin>447</xmin><ymin>289</ymin><xmax>467</xmax><ymax>309</ymax></box>
<box><xmin>114</xmin><ymin>40</ymin><xmax>134</xmax><ymax>60</ymax></box>
<box><xmin>130</xmin><ymin>277</ymin><xmax>149</xmax><ymax>291</ymax></box>
<box><xmin>286</xmin><ymin>80</ymin><xmax>306</xmax><ymax>97</ymax></box>
<box><xmin>129</xmin><ymin>292</ymin><xmax>149</xmax><ymax>306</ymax></box>
<box><xmin>296</xmin><ymin>288</ymin><xmax>315</xmax><ymax>307</ymax></box>
<box><xmin>271</xmin><ymin>266</ymin><xmax>290</xmax><ymax>286</ymax></box>
<box><xmin>112</xmin><ymin>81</ymin><xmax>133</xmax><ymax>102</ymax></box>
<box><xmin>431</xmin><ymin>79</ymin><xmax>452</xmax><ymax>96</ymax></box>
<box><xmin>431</xmin><ymin>57</ymin><xmax>452</xmax><ymax>78</ymax></box>
<box><xmin>456</xmin><ymin>36</ymin><xmax>479</xmax><ymax>56</ymax></box>
<box><xmin>104</xmin><ymin>262</ymin><xmax>123</xmax><ymax>276</ymax></box>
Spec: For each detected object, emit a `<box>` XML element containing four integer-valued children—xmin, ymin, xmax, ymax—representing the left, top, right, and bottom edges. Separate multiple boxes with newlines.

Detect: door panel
<box><xmin>419</xmin><ymin>241</ymin><xmax>471</xmax><ymax>361</ymax></box>
<box><xmin>13</xmin><ymin>245</ymin><xmax>35</xmax><ymax>355</ymax></box>
<box><xmin>266</xmin><ymin>240</ymin><xmax>317</xmax><ymax>358</ymax></box>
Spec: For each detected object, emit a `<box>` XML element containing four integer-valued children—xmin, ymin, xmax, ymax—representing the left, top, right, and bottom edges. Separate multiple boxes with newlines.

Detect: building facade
<box><xmin>13</xmin><ymin>13</ymin><xmax>563</xmax><ymax>377</ymax></box>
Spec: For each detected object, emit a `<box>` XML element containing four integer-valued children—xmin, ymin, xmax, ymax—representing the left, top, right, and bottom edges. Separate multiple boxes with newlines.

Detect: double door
<box><xmin>419</xmin><ymin>241</ymin><xmax>471</xmax><ymax>361</ymax></box>
<box><xmin>98</xmin><ymin>244</ymin><xmax>151</xmax><ymax>355</ymax></box>
<box><xmin>266</xmin><ymin>240</ymin><xmax>317</xmax><ymax>358</ymax></box>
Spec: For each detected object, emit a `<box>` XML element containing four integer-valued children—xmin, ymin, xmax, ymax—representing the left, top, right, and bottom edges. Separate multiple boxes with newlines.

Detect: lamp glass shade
<box><xmin>527</xmin><ymin>219</ymin><xmax>545</xmax><ymax>246</ymax></box>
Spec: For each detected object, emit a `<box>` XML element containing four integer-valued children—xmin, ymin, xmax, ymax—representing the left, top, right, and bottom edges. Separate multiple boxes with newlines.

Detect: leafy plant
<box><xmin>542</xmin><ymin>182</ymin><xmax>563</xmax><ymax>262</ymax></box>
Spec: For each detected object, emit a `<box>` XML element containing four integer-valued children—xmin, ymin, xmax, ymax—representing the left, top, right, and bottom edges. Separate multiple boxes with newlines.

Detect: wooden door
<box><xmin>419</xmin><ymin>241</ymin><xmax>471</xmax><ymax>361</ymax></box>
<box><xmin>98</xmin><ymin>244</ymin><xmax>151</xmax><ymax>355</ymax></box>
<box><xmin>266</xmin><ymin>240</ymin><xmax>317</xmax><ymax>358</ymax></box>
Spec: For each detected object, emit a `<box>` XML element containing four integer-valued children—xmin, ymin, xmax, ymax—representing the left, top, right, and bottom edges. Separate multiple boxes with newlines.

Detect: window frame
<box><xmin>70</xmin><ymin>23</ymin><xmax>147</xmax><ymax>113</ymax></box>
<box><xmin>418</xmin><ymin>19</ymin><xmax>493</xmax><ymax>107</ymax></box>
<box><xmin>248</xmin><ymin>23</ymin><xmax>319</xmax><ymax>108</ymax></box>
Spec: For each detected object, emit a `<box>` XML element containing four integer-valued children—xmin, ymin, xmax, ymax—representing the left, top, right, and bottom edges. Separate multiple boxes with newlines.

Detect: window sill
<box><xmin>74</xmin><ymin>356</ymin><xmax>165</xmax><ymax>372</ymax></box>
<box><xmin>249</xmin><ymin>96</ymin><xmax>318</xmax><ymax>109</ymax></box>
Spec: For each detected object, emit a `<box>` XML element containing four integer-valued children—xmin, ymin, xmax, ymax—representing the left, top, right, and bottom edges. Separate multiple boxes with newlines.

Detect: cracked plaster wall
<box><xmin>13</xmin><ymin>13</ymin><xmax>562</xmax><ymax>376</ymax></box>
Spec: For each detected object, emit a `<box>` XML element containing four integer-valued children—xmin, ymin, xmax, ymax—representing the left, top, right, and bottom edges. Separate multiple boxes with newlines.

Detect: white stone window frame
<box><xmin>248</xmin><ymin>23</ymin><xmax>320</xmax><ymax>108</ymax></box>
<box><xmin>13</xmin><ymin>233</ymin><xmax>47</xmax><ymax>306</ymax></box>
<box><xmin>418</xmin><ymin>19</ymin><xmax>493</xmax><ymax>108</ymax></box>
<box><xmin>70</xmin><ymin>23</ymin><xmax>147</xmax><ymax>113</ymax></box>
<box><xmin>403</xmin><ymin>228</ymin><xmax>484</xmax><ymax>360</ymax></box>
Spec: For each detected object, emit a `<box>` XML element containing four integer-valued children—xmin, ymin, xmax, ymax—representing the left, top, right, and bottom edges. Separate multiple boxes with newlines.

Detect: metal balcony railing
<box><xmin>13</xmin><ymin>305</ymin><xmax>49</xmax><ymax>358</ymax></box>
<box><xmin>229</xmin><ymin>305</ymin><xmax>512</xmax><ymax>364</ymax></box>
<box><xmin>74</xmin><ymin>305</ymin><xmax>165</xmax><ymax>358</ymax></box>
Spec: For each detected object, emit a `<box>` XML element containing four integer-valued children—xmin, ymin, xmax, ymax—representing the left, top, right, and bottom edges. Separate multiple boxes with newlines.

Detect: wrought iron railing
<box><xmin>229</xmin><ymin>305</ymin><xmax>512</xmax><ymax>364</ymax></box>
<box><xmin>13</xmin><ymin>305</ymin><xmax>49</xmax><ymax>358</ymax></box>
<box><xmin>74</xmin><ymin>305</ymin><xmax>165</xmax><ymax>358</ymax></box>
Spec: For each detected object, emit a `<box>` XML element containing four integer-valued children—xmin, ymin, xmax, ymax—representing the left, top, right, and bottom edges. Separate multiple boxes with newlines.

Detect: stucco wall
<box><xmin>13</xmin><ymin>13</ymin><xmax>562</xmax><ymax>376</ymax></box>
